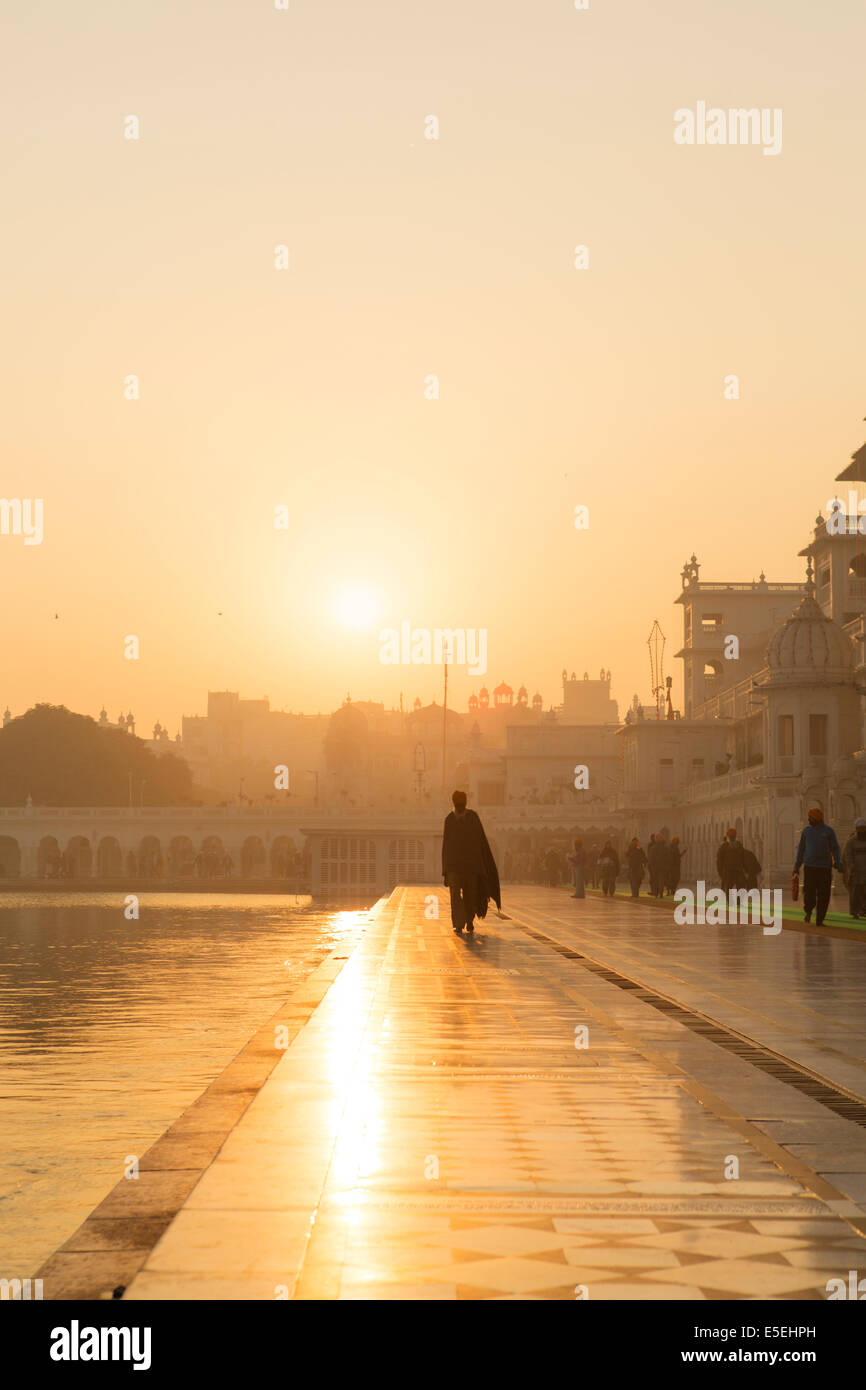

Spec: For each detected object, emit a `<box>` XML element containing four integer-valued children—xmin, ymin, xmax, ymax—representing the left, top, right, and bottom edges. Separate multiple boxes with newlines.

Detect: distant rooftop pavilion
<box><xmin>798</xmin><ymin>429</ymin><xmax>866</xmax><ymax>626</ymax></box>
<box><xmin>467</xmin><ymin>668</ymin><xmax>617</xmax><ymax>724</ymax></box>
<box><xmin>675</xmin><ymin>554</ymin><xmax>803</xmax><ymax>599</ymax></box>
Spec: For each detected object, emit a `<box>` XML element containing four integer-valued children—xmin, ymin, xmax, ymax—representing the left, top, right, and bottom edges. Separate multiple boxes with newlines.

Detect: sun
<box><xmin>335</xmin><ymin>587</ymin><xmax>379</xmax><ymax>630</ymax></box>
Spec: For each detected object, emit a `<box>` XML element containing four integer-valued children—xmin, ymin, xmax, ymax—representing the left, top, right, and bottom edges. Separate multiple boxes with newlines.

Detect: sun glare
<box><xmin>335</xmin><ymin>587</ymin><xmax>379</xmax><ymax>630</ymax></box>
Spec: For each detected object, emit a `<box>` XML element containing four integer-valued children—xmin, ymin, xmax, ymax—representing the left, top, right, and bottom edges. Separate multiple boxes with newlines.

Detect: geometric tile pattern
<box><xmin>332</xmin><ymin>1212</ymin><xmax>866</xmax><ymax>1300</ymax></box>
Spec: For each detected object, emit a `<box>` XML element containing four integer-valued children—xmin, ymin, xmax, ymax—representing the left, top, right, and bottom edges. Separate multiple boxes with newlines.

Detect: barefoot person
<box><xmin>441</xmin><ymin>789</ymin><xmax>501</xmax><ymax>933</ymax></box>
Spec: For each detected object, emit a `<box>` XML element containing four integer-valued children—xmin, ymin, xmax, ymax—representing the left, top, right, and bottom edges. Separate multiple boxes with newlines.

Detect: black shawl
<box><xmin>441</xmin><ymin>808</ymin><xmax>502</xmax><ymax>917</ymax></box>
<box><xmin>475</xmin><ymin>828</ymin><xmax>502</xmax><ymax>919</ymax></box>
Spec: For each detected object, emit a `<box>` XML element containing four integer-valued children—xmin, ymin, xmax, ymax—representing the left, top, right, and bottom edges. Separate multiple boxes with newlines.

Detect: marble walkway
<box><xmin>45</xmin><ymin>887</ymin><xmax>866</xmax><ymax>1300</ymax></box>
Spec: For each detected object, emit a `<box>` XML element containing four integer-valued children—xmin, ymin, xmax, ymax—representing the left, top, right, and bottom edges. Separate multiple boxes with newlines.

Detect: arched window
<box><xmin>241</xmin><ymin>836</ymin><xmax>267</xmax><ymax>877</ymax></box>
<box><xmin>97</xmin><ymin>837</ymin><xmax>123</xmax><ymax>877</ymax></box>
<box><xmin>0</xmin><ymin>835</ymin><xmax>20</xmax><ymax>877</ymax></box>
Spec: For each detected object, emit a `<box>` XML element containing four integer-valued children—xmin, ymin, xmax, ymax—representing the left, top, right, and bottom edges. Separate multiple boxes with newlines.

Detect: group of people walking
<box><xmin>502</xmin><ymin>845</ymin><xmax>617</xmax><ymax>888</ymax></box>
<box><xmin>566</xmin><ymin>839</ymin><xmax>621</xmax><ymax>898</ymax></box>
<box><xmin>566</xmin><ymin>833</ymin><xmax>686</xmax><ymax>900</ymax></box>
<box><xmin>633</xmin><ymin>834</ymin><xmax>686</xmax><ymax>898</ymax></box>
<box><xmin>442</xmin><ymin>791</ymin><xmax>866</xmax><ymax>933</ymax></box>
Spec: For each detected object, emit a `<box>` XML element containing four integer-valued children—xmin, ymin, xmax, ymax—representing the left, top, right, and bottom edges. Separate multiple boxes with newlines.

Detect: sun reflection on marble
<box><xmin>318</xmin><ymin>922</ymin><xmax>383</xmax><ymax>1190</ymax></box>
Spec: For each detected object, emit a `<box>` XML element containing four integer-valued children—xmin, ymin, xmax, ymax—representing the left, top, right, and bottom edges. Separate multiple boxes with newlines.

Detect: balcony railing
<box><xmin>0</xmin><ymin>803</ymin><xmax>621</xmax><ymax>825</ymax></box>
<box><xmin>681</xmin><ymin>766</ymin><xmax>763</xmax><ymax>802</ymax></box>
<box><xmin>680</xmin><ymin>581</ymin><xmax>804</xmax><ymax>595</ymax></box>
<box><xmin>612</xmin><ymin>790</ymin><xmax>678</xmax><ymax>809</ymax></box>
<box><xmin>693</xmin><ymin>670</ymin><xmax>767</xmax><ymax>722</ymax></box>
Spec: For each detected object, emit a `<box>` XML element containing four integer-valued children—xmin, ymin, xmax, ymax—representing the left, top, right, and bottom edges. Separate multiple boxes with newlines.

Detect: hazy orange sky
<box><xmin>2</xmin><ymin>1</ymin><xmax>864</xmax><ymax>735</ymax></box>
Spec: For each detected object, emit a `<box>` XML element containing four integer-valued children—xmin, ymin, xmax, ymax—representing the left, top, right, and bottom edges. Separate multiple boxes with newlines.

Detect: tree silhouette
<box><xmin>0</xmin><ymin>705</ymin><xmax>195</xmax><ymax>806</ymax></box>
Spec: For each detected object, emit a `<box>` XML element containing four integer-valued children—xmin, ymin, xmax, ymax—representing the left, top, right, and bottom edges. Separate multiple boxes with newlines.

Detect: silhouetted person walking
<box><xmin>567</xmin><ymin>837</ymin><xmax>586</xmax><ymax>899</ymax></box>
<box><xmin>598</xmin><ymin>841</ymin><xmax>619</xmax><ymax>897</ymax></box>
<box><xmin>665</xmin><ymin>836</ymin><xmax>685</xmax><ymax>894</ymax></box>
<box><xmin>543</xmin><ymin>846</ymin><xmax>560</xmax><ymax>887</ymax></box>
<box><xmin>647</xmin><ymin>834</ymin><xmax>667</xmax><ymax>897</ymax></box>
<box><xmin>626</xmin><ymin>838</ymin><xmax>647</xmax><ymax>897</ymax></box>
<box><xmin>587</xmin><ymin>844</ymin><xmax>600</xmax><ymax>888</ymax></box>
<box><xmin>794</xmin><ymin>807</ymin><xmax>841</xmax><ymax>927</ymax></box>
<box><xmin>843</xmin><ymin>818</ymin><xmax>866</xmax><ymax>919</ymax></box>
<box><xmin>716</xmin><ymin>828</ymin><xmax>746</xmax><ymax>892</ymax></box>
<box><xmin>442</xmin><ymin>790</ymin><xmax>500</xmax><ymax>933</ymax></box>
<box><xmin>743</xmin><ymin>846</ymin><xmax>762</xmax><ymax>890</ymax></box>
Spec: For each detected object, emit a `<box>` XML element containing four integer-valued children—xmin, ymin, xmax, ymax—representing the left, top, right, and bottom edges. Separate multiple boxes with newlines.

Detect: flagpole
<box><xmin>442</xmin><ymin>661</ymin><xmax>448</xmax><ymax>792</ymax></box>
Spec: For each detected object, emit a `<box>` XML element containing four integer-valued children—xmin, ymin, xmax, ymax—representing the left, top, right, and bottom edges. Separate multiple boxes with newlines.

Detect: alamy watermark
<box><xmin>0</xmin><ymin>498</ymin><xmax>43</xmax><ymax>545</ymax></box>
<box><xmin>826</xmin><ymin>1270</ymin><xmax>866</xmax><ymax>1299</ymax></box>
<box><xmin>379</xmin><ymin>622</ymin><xmax>487</xmax><ymax>675</ymax></box>
<box><xmin>674</xmin><ymin>102</ymin><xmax>782</xmax><ymax>156</ymax></box>
<box><xmin>674</xmin><ymin>881</ymin><xmax>782</xmax><ymax>935</ymax></box>
<box><xmin>826</xmin><ymin>495</ymin><xmax>866</xmax><ymax>534</ymax></box>
<box><xmin>1</xmin><ymin>1277</ymin><xmax>43</xmax><ymax>1299</ymax></box>
<box><xmin>50</xmin><ymin>1321</ymin><xmax>151</xmax><ymax>1370</ymax></box>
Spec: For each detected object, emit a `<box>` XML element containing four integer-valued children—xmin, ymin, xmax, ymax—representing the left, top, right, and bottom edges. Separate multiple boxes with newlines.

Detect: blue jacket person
<box><xmin>794</xmin><ymin>807</ymin><xmax>842</xmax><ymax>927</ymax></box>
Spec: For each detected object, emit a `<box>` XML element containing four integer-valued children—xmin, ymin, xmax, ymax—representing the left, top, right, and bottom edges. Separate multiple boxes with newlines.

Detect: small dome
<box><xmin>766</xmin><ymin>592</ymin><xmax>855</xmax><ymax>681</ymax></box>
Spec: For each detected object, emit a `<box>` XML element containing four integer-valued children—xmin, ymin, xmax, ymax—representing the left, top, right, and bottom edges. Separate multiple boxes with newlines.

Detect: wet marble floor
<box><xmin>80</xmin><ymin>886</ymin><xmax>866</xmax><ymax>1300</ymax></box>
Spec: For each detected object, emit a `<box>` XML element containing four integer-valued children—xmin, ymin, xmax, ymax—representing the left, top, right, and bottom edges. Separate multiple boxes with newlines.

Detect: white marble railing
<box><xmin>0</xmin><ymin>803</ymin><xmax>617</xmax><ymax>823</ymax></box>
<box><xmin>682</xmin><ymin>767</ymin><xmax>763</xmax><ymax>802</ymax></box>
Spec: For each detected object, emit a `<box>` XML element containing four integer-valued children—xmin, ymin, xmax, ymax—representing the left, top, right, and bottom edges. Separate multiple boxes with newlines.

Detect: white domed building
<box><xmin>618</xmin><ymin>428</ymin><xmax>866</xmax><ymax>890</ymax></box>
<box><xmin>752</xmin><ymin>566</ymin><xmax>866</xmax><ymax>880</ymax></box>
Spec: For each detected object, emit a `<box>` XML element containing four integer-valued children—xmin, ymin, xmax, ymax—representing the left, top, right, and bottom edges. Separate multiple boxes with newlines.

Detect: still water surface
<box><xmin>0</xmin><ymin>893</ymin><xmax>368</xmax><ymax>1276</ymax></box>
